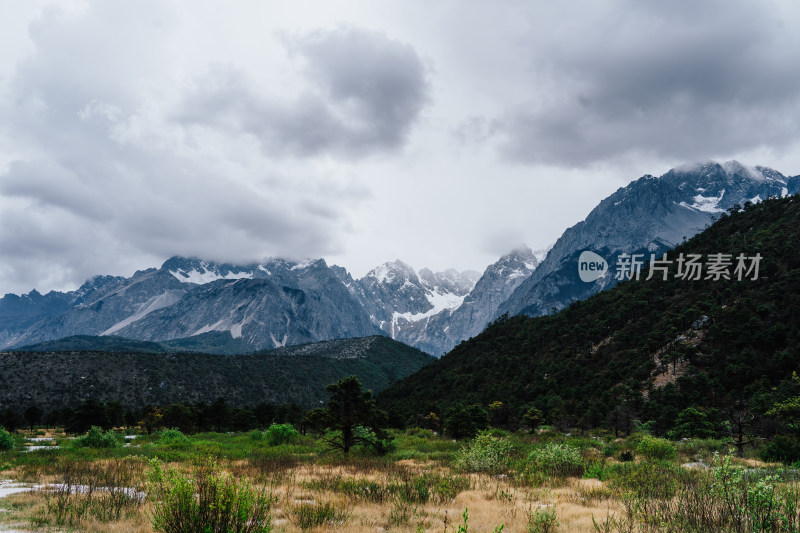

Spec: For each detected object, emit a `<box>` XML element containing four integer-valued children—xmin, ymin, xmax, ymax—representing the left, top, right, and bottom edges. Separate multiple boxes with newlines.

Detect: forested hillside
<box><xmin>0</xmin><ymin>336</ymin><xmax>433</xmax><ymax>411</ymax></box>
<box><xmin>379</xmin><ymin>196</ymin><xmax>800</xmax><ymax>437</ymax></box>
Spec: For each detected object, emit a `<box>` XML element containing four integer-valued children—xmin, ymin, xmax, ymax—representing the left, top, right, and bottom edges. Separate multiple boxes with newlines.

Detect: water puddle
<box><xmin>0</xmin><ymin>481</ymin><xmax>32</xmax><ymax>499</ymax></box>
<box><xmin>0</xmin><ymin>481</ymin><xmax>34</xmax><ymax>533</ymax></box>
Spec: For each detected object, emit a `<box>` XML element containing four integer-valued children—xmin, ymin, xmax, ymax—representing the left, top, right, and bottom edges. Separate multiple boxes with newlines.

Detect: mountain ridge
<box><xmin>2</xmin><ymin>160</ymin><xmax>797</xmax><ymax>357</ymax></box>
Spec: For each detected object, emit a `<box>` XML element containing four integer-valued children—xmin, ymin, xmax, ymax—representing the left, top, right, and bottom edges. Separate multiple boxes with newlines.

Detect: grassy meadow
<box><xmin>2</xmin><ymin>424</ymin><xmax>799</xmax><ymax>532</ymax></box>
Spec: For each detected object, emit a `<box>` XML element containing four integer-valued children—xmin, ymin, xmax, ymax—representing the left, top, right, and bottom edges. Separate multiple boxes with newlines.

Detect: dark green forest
<box><xmin>0</xmin><ymin>335</ymin><xmax>432</xmax><ymax>413</ymax></box>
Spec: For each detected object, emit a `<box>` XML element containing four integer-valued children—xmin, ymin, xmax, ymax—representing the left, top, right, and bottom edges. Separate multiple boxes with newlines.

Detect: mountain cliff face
<box><xmin>1</xmin><ymin>258</ymin><xmax>381</xmax><ymax>352</ymax></box>
<box><xmin>113</xmin><ymin>259</ymin><xmax>380</xmax><ymax>351</ymax></box>
<box><xmin>497</xmin><ymin>161</ymin><xmax>800</xmax><ymax>318</ymax></box>
<box><xmin>5</xmin><ymin>269</ymin><xmax>190</xmax><ymax>349</ymax></box>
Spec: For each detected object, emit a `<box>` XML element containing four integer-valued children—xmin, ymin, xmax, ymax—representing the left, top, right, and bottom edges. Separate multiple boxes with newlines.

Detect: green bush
<box><xmin>264</xmin><ymin>423</ymin><xmax>300</xmax><ymax>446</ymax></box>
<box><xmin>158</xmin><ymin>428</ymin><xmax>189</xmax><ymax>445</ymax></box>
<box><xmin>405</xmin><ymin>427</ymin><xmax>437</xmax><ymax>439</ymax></box>
<box><xmin>527</xmin><ymin>504</ymin><xmax>558</xmax><ymax>532</ymax></box>
<box><xmin>583</xmin><ymin>460</ymin><xmax>607</xmax><ymax>481</ymax></box>
<box><xmin>527</xmin><ymin>443</ymin><xmax>584</xmax><ymax>479</ymax></box>
<box><xmin>608</xmin><ymin>461</ymin><xmax>679</xmax><ymax>500</ymax></box>
<box><xmin>73</xmin><ymin>426</ymin><xmax>121</xmax><ymax>448</ymax></box>
<box><xmin>288</xmin><ymin>501</ymin><xmax>347</xmax><ymax>530</ymax></box>
<box><xmin>453</xmin><ymin>432</ymin><xmax>514</xmax><ymax>474</ymax></box>
<box><xmin>0</xmin><ymin>427</ymin><xmax>13</xmax><ymax>451</ymax></box>
<box><xmin>148</xmin><ymin>457</ymin><xmax>273</xmax><ymax>533</ymax></box>
<box><xmin>677</xmin><ymin>437</ymin><xmax>727</xmax><ymax>457</ymax></box>
<box><xmin>760</xmin><ymin>435</ymin><xmax>800</xmax><ymax>464</ymax></box>
<box><xmin>636</xmin><ymin>435</ymin><xmax>677</xmax><ymax>461</ymax></box>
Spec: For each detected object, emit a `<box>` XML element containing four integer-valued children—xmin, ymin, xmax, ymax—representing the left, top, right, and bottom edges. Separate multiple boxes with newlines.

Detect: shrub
<box><xmin>42</xmin><ymin>457</ymin><xmax>146</xmax><ymax>525</ymax></box>
<box><xmin>583</xmin><ymin>460</ymin><xmax>607</xmax><ymax>481</ymax></box>
<box><xmin>0</xmin><ymin>426</ymin><xmax>13</xmax><ymax>451</ymax></box>
<box><xmin>264</xmin><ymin>423</ymin><xmax>300</xmax><ymax>446</ymax></box>
<box><xmin>288</xmin><ymin>501</ymin><xmax>348</xmax><ymax>530</ymax></box>
<box><xmin>147</xmin><ymin>457</ymin><xmax>273</xmax><ymax>533</ymax></box>
<box><xmin>527</xmin><ymin>443</ymin><xmax>584</xmax><ymax>479</ymax></box>
<box><xmin>619</xmin><ymin>450</ymin><xmax>635</xmax><ymax>462</ymax></box>
<box><xmin>527</xmin><ymin>504</ymin><xmax>558</xmax><ymax>532</ymax></box>
<box><xmin>405</xmin><ymin>427</ymin><xmax>437</xmax><ymax>439</ymax></box>
<box><xmin>158</xmin><ymin>428</ymin><xmax>189</xmax><ymax>445</ymax></box>
<box><xmin>73</xmin><ymin>426</ymin><xmax>121</xmax><ymax>448</ymax></box>
<box><xmin>453</xmin><ymin>432</ymin><xmax>514</xmax><ymax>474</ymax></box>
<box><xmin>608</xmin><ymin>461</ymin><xmax>679</xmax><ymax>500</ymax></box>
<box><xmin>636</xmin><ymin>435</ymin><xmax>677</xmax><ymax>461</ymax></box>
<box><xmin>760</xmin><ymin>435</ymin><xmax>800</xmax><ymax>464</ymax></box>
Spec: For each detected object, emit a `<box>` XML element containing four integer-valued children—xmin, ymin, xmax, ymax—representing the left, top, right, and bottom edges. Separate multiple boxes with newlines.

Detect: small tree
<box><xmin>315</xmin><ymin>376</ymin><xmax>388</xmax><ymax>454</ymax></box>
<box><xmin>488</xmin><ymin>401</ymin><xmax>510</xmax><ymax>428</ymax></box>
<box><xmin>671</xmin><ymin>407</ymin><xmax>715</xmax><ymax>439</ymax></box>
<box><xmin>139</xmin><ymin>407</ymin><xmax>164</xmax><ymax>435</ymax></box>
<box><xmin>210</xmin><ymin>397</ymin><xmax>229</xmax><ymax>433</ymax></box>
<box><xmin>728</xmin><ymin>402</ymin><xmax>755</xmax><ymax>457</ymax></box>
<box><xmin>24</xmin><ymin>405</ymin><xmax>43</xmax><ymax>432</ymax></box>
<box><xmin>162</xmin><ymin>403</ymin><xmax>195</xmax><ymax>434</ymax></box>
<box><xmin>522</xmin><ymin>407</ymin><xmax>544</xmax><ymax>433</ymax></box>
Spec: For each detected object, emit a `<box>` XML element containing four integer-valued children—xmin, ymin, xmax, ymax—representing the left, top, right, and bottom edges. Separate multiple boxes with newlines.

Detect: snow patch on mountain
<box><xmin>290</xmin><ymin>259</ymin><xmax>318</xmax><ymax>271</ymax></box>
<box><xmin>170</xmin><ymin>263</ymin><xmax>253</xmax><ymax>284</ymax></box>
<box><xmin>102</xmin><ymin>289</ymin><xmax>186</xmax><ymax>335</ymax></box>
<box><xmin>270</xmin><ymin>332</ymin><xmax>288</xmax><ymax>348</ymax></box>
<box><xmin>192</xmin><ymin>318</ymin><xmax>229</xmax><ymax>337</ymax></box>
<box><xmin>367</xmin><ymin>263</ymin><xmax>398</xmax><ymax>284</ymax></box>
<box><xmin>680</xmin><ymin>190</ymin><xmax>726</xmax><ymax>213</ymax></box>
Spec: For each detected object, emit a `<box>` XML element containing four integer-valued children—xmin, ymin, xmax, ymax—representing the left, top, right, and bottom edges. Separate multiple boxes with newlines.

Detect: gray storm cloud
<box><xmin>177</xmin><ymin>26</ymin><xmax>429</xmax><ymax>157</ymax></box>
<box><xmin>493</xmin><ymin>0</ymin><xmax>800</xmax><ymax>165</ymax></box>
<box><xmin>0</xmin><ymin>5</ymin><xmax>424</xmax><ymax>293</ymax></box>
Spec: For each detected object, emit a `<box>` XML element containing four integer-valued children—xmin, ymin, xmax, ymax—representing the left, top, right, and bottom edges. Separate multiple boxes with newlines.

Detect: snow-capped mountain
<box><xmin>333</xmin><ymin>260</ymin><xmax>480</xmax><ymax>338</ymax></box>
<box><xmin>398</xmin><ymin>246</ymin><xmax>540</xmax><ymax>355</ymax></box>
<box><xmin>3</xmin><ymin>160</ymin><xmax>797</xmax><ymax>357</ymax></box>
<box><xmin>0</xmin><ymin>257</ymin><xmax>384</xmax><ymax>351</ymax></box>
<box><xmin>497</xmin><ymin>161</ymin><xmax>800</xmax><ymax>318</ymax></box>
<box><xmin>112</xmin><ymin>258</ymin><xmax>380</xmax><ymax>349</ymax></box>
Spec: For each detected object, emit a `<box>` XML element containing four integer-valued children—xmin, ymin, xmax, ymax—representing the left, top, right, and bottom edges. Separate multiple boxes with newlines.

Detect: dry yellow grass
<box><xmin>1</xmin><ymin>461</ymin><xmax>626</xmax><ymax>532</ymax></box>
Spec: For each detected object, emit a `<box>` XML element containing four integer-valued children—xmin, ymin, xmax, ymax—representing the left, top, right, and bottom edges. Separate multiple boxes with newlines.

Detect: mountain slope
<box><xmin>0</xmin><ymin>336</ymin><xmax>434</xmax><ymax>410</ymax></box>
<box><xmin>498</xmin><ymin>161</ymin><xmax>800</xmax><ymax>319</ymax></box>
<box><xmin>4</xmin><ymin>269</ymin><xmax>191</xmax><ymax>349</ymax></box>
<box><xmin>379</xmin><ymin>195</ymin><xmax>800</xmax><ymax>435</ymax></box>
<box><xmin>112</xmin><ymin>259</ymin><xmax>381</xmax><ymax>351</ymax></box>
<box><xmin>0</xmin><ymin>258</ymin><xmax>382</xmax><ymax>352</ymax></box>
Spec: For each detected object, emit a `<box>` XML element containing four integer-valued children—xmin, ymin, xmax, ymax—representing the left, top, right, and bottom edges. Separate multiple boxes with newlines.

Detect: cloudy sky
<box><xmin>2</xmin><ymin>0</ymin><xmax>800</xmax><ymax>294</ymax></box>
